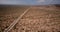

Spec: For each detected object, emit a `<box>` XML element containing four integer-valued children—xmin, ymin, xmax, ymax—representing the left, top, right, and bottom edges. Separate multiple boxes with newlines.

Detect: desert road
<box><xmin>0</xmin><ymin>6</ymin><xmax>60</xmax><ymax>32</ymax></box>
<box><xmin>4</xmin><ymin>7</ymin><xmax>31</xmax><ymax>32</ymax></box>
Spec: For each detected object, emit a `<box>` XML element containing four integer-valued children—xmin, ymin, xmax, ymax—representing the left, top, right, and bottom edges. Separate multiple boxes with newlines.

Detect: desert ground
<box><xmin>0</xmin><ymin>5</ymin><xmax>60</xmax><ymax>32</ymax></box>
<box><xmin>0</xmin><ymin>6</ymin><xmax>29</xmax><ymax>32</ymax></box>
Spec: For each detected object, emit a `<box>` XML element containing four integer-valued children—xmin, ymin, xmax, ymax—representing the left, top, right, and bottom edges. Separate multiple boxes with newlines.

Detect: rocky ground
<box><xmin>0</xmin><ymin>6</ymin><xmax>60</xmax><ymax>32</ymax></box>
<box><xmin>10</xmin><ymin>7</ymin><xmax>60</xmax><ymax>32</ymax></box>
<box><xmin>0</xmin><ymin>6</ymin><xmax>28</xmax><ymax>32</ymax></box>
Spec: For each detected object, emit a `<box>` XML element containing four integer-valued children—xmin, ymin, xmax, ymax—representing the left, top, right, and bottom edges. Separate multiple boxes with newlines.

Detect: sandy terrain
<box><xmin>0</xmin><ymin>6</ymin><xmax>28</xmax><ymax>32</ymax></box>
<box><xmin>0</xmin><ymin>6</ymin><xmax>60</xmax><ymax>32</ymax></box>
<box><xmin>10</xmin><ymin>6</ymin><xmax>60</xmax><ymax>32</ymax></box>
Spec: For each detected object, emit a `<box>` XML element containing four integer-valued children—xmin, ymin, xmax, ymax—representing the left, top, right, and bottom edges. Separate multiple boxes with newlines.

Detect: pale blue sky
<box><xmin>0</xmin><ymin>0</ymin><xmax>60</xmax><ymax>5</ymax></box>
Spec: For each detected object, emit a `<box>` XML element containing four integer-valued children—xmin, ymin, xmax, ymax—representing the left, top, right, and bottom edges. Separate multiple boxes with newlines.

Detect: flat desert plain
<box><xmin>0</xmin><ymin>5</ymin><xmax>60</xmax><ymax>32</ymax></box>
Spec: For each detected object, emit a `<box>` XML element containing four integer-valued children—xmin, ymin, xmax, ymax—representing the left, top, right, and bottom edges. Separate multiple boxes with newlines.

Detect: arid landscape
<box><xmin>0</xmin><ymin>6</ymin><xmax>29</xmax><ymax>32</ymax></box>
<box><xmin>0</xmin><ymin>5</ymin><xmax>60</xmax><ymax>32</ymax></box>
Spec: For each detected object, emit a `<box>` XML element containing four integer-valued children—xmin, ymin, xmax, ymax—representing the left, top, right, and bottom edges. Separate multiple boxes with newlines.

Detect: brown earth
<box><xmin>0</xmin><ymin>6</ymin><xmax>28</xmax><ymax>32</ymax></box>
<box><xmin>0</xmin><ymin>6</ymin><xmax>60</xmax><ymax>32</ymax></box>
<box><xmin>10</xmin><ymin>6</ymin><xmax>60</xmax><ymax>32</ymax></box>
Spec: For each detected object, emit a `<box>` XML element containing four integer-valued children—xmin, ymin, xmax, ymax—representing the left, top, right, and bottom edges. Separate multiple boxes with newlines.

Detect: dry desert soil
<box><xmin>0</xmin><ymin>6</ymin><xmax>60</xmax><ymax>32</ymax></box>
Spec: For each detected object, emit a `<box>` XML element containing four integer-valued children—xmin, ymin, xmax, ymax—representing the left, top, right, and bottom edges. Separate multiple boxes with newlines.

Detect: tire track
<box><xmin>3</xmin><ymin>7</ymin><xmax>31</xmax><ymax>32</ymax></box>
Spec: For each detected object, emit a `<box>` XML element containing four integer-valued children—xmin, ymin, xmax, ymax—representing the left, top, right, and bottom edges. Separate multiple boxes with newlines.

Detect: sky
<box><xmin>0</xmin><ymin>0</ymin><xmax>60</xmax><ymax>5</ymax></box>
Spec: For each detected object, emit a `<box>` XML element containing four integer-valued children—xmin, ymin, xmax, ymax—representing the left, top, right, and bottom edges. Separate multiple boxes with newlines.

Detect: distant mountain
<box><xmin>54</xmin><ymin>4</ymin><xmax>60</xmax><ymax>7</ymax></box>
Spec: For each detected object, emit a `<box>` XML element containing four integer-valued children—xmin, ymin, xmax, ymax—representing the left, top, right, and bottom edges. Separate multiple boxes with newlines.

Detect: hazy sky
<box><xmin>0</xmin><ymin>0</ymin><xmax>60</xmax><ymax>5</ymax></box>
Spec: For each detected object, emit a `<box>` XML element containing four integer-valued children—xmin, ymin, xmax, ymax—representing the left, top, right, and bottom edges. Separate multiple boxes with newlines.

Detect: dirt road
<box><xmin>8</xmin><ymin>7</ymin><xmax>60</xmax><ymax>32</ymax></box>
<box><xmin>4</xmin><ymin>7</ymin><xmax>31</xmax><ymax>32</ymax></box>
<box><xmin>0</xmin><ymin>6</ymin><xmax>29</xmax><ymax>32</ymax></box>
